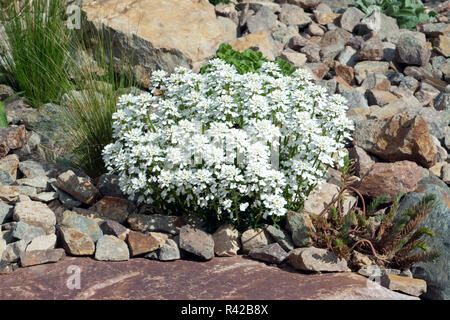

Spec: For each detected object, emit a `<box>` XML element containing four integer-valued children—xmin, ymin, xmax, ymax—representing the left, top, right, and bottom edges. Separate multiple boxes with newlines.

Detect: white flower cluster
<box><xmin>103</xmin><ymin>59</ymin><xmax>353</xmax><ymax>222</ymax></box>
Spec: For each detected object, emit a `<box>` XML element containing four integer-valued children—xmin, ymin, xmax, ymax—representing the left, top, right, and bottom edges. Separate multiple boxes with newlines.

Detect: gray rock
<box><xmin>287</xmin><ymin>0</ymin><xmax>323</xmax><ymax>10</ymax></box>
<box><xmin>419</xmin><ymin>23</ymin><xmax>450</xmax><ymax>38</ymax></box>
<box><xmin>0</xmin><ymin>170</ymin><xmax>14</xmax><ymax>185</ymax></box>
<box><xmin>382</xmin><ymin>42</ymin><xmax>396</xmax><ymax>62</ymax></box>
<box><xmin>300</xmin><ymin>42</ymin><xmax>322</xmax><ymax>63</ymax></box>
<box><xmin>398</xmin><ymin>177</ymin><xmax>450</xmax><ymax>300</ymax></box>
<box><xmin>360</xmin><ymin>73</ymin><xmax>389</xmax><ymax>91</ymax></box>
<box><xmin>241</xmin><ymin>228</ymin><xmax>271</xmax><ymax>253</ymax></box>
<box><xmin>56</xmin><ymin>188</ymin><xmax>82</xmax><ymax>208</ymax></box>
<box><xmin>12</xmin><ymin>221</ymin><xmax>46</xmax><ymax>242</ymax></box>
<box><xmin>179</xmin><ymin>225</ymin><xmax>214</xmax><ymax>261</ymax></box>
<box><xmin>434</xmin><ymin>88</ymin><xmax>450</xmax><ymax>111</ymax></box>
<box><xmin>16</xmin><ymin>176</ymin><xmax>49</xmax><ymax>190</ymax></box>
<box><xmin>98</xmin><ymin>173</ymin><xmax>125</xmax><ymax>198</ymax></box>
<box><xmin>444</xmin><ymin>127</ymin><xmax>450</xmax><ymax>151</ymax></box>
<box><xmin>13</xmin><ymin>200</ymin><xmax>56</xmax><ymax>234</ymax></box>
<box><xmin>18</xmin><ymin>160</ymin><xmax>47</xmax><ymax>178</ymax></box>
<box><xmin>285</xmin><ymin>211</ymin><xmax>314</xmax><ymax>247</ymax></box>
<box><xmin>127</xmin><ymin>213</ymin><xmax>179</xmax><ymax>235</ymax></box>
<box><xmin>337</xmin><ymin>46</ymin><xmax>358</xmax><ymax>67</ymax></box>
<box><xmin>396</xmin><ymin>33</ymin><xmax>431</xmax><ymax>66</ymax></box>
<box><xmin>441</xmin><ymin>163</ymin><xmax>450</xmax><ymax>184</ymax></box>
<box><xmin>265</xmin><ymin>225</ymin><xmax>294</xmax><ymax>252</ymax></box>
<box><xmin>99</xmin><ymin>219</ymin><xmax>129</xmax><ymax>241</ymax></box>
<box><xmin>342</xmin><ymin>89</ymin><xmax>369</xmax><ymax>110</ymax></box>
<box><xmin>316</xmin><ymin>78</ymin><xmax>337</xmax><ymax>94</ymax></box>
<box><xmin>1</xmin><ymin>239</ymin><xmax>28</xmax><ymax>263</ymax></box>
<box><xmin>279</xmin><ymin>4</ymin><xmax>311</xmax><ymax>27</ymax></box>
<box><xmin>354</xmin><ymin>61</ymin><xmax>389</xmax><ymax>84</ymax></box>
<box><xmin>387</xmin><ymin>71</ymin><xmax>405</xmax><ymax>85</ymax></box>
<box><xmin>358</xmin><ymin>12</ymin><xmax>399</xmax><ymax>43</ymax></box>
<box><xmin>61</xmin><ymin>211</ymin><xmax>103</xmax><ymax>243</ymax></box>
<box><xmin>339</xmin><ymin>7</ymin><xmax>364</xmax><ymax>32</ymax></box>
<box><xmin>159</xmin><ymin>239</ymin><xmax>181</xmax><ymax>261</ymax></box>
<box><xmin>30</xmin><ymin>192</ymin><xmax>59</xmax><ymax>203</ymax></box>
<box><xmin>249</xmin><ymin>243</ymin><xmax>288</xmax><ymax>264</ymax></box>
<box><xmin>358</xmin><ymin>32</ymin><xmax>384</xmax><ymax>61</ymax></box>
<box><xmin>247</xmin><ymin>6</ymin><xmax>278</xmax><ymax>33</ymax></box>
<box><xmin>289</xmin><ymin>246</ymin><xmax>349</xmax><ymax>272</ymax></box>
<box><xmin>26</xmin><ymin>234</ymin><xmax>57</xmax><ymax>251</ymax></box>
<box><xmin>0</xmin><ymin>238</ymin><xmax>6</xmax><ymax>260</ymax></box>
<box><xmin>431</xmin><ymin>56</ymin><xmax>446</xmax><ymax>70</ymax></box>
<box><xmin>95</xmin><ymin>235</ymin><xmax>130</xmax><ymax>261</ymax></box>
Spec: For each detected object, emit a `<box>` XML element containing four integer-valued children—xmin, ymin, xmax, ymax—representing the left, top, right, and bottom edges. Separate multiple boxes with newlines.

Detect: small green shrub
<box><xmin>0</xmin><ymin>0</ymin><xmax>73</xmax><ymax>107</ymax></box>
<box><xmin>310</xmin><ymin>156</ymin><xmax>441</xmax><ymax>270</ymax></box>
<box><xmin>208</xmin><ymin>0</ymin><xmax>231</xmax><ymax>5</ymax></box>
<box><xmin>201</xmin><ymin>43</ymin><xmax>297</xmax><ymax>76</ymax></box>
<box><xmin>352</xmin><ymin>0</ymin><xmax>436</xmax><ymax>30</ymax></box>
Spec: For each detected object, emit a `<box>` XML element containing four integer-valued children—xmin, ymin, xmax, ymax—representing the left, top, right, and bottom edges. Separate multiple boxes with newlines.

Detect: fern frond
<box><xmin>367</xmin><ymin>195</ymin><xmax>389</xmax><ymax>216</ymax></box>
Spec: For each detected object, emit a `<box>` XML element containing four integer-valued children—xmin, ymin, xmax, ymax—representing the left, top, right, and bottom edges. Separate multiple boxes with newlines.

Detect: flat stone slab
<box><xmin>0</xmin><ymin>256</ymin><xmax>417</xmax><ymax>300</ymax></box>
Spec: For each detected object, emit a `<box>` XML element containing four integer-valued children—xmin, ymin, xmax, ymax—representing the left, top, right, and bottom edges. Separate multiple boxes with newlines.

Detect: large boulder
<box><xmin>397</xmin><ymin>177</ymin><xmax>450</xmax><ymax>300</ymax></box>
<box><xmin>81</xmin><ymin>0</ymin><xmax>236</xmax><ymax>85</ymax></box>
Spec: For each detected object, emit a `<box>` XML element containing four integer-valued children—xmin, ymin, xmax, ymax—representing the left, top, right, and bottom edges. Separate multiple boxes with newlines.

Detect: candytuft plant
<box><xmin>104</xmin><ymin>59</ymin><xmax>353</xmax><ymax>231</ymax></box>
<box><xmin>352</xmin><ymin>0</ymin><xmax>436</xmax><ymax>30</ymax></box>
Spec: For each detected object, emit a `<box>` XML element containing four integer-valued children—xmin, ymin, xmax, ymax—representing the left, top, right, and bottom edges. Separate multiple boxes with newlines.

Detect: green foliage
<box><xmin>352</xmin><ymin>0</ymin><xmax>436</xmax><ymax>30</ymax></box>
<box><xmin>208</xmin><ymin>0</ymin><xmax>231</xmax><ymax>5</ymax></box>
<box><xmin>0</xmin><ymin>0</ymin><xmax>73</xmax><ymax>107</ymax></box>
<box><xmin>310</xmin><ymin>156</ymin><xmax>440</xmax><ymax>270</ymax></box>
<box><xmin>0</xmin><ymin>100</ymin><xmax>6</xmax><ymax>127</ymax></box>
<box><xmin>201</xmin><ymin>43</ymin><xmax>297</xmax><ymax>76</ymax></box>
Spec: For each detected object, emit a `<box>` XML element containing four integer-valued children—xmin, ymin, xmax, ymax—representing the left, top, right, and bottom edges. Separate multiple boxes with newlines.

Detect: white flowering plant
<box><xmin>103</xmin><ymin>58</ymin><xmax>353</xmax><ymax>230</ymax></box>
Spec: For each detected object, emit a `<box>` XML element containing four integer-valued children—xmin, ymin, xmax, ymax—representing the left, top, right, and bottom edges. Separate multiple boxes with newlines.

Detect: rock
<box><xmin>95</xmin><ymin>235</ymin><xmax>130</xmax><ymax>261</ymax></box>
<box><xmin>319</xmin><ymin>28</ymin><xmax>352</xmax><ymax>61</ymax></box>
<box><xmin>0</xmin><ymin>125</ymin><xmax>27</xmax><ymax>158</ymax></box>
<box><xmin>357</xmin><ymin>161</ymin><xmax>424</xmax><ymax>200</ymax></box>
<box><xmin>127</xmin><ymin>213</ymin><xmax>180</xmax><ymax>235</ymax></box>
<box><xmin>415</xmin><ymin>82</ymin><xmax>440</xmax><ymax>107</ymax></box>
<box><xmin>18</xmin><ymin>160</ymin><xmax>46</xmax><ymax>178</ymax></box>
<box><xmin>339</xmin><ymin>7</ymin><xmax>364</xmax><ymax>32</ymax></box>
<box><xmin>442</xmin><ymin>163</ymin><xmax>450</xmax><ymax>184</ymax></box>
<box><xmin>20</xmin><ymin>249</ymin><xmax>65</xmax><ymax>267</ymax></box>
<box><xmin>314</xmin><ymin>10</ymin><xmax>339</xmax><ymax>25</ymax></box>
<box><xmin>271</xmin><ymin>21</ymin><xmax>299</xmax><ymax>46</ymax></box>
<box><xmin>178</xmin><ymin>225</ymin><xmax>214</xmax><ymax>261</ymax></box>
<box><xmin>360</xmin><ymin>73</ymin><xmax>390</xmax><ymax>91</ymax></box>
<box><xmin>159</xmin><ymin>239</ymin><xmax>180</xmax><ymax>261</ymax></box>
<box><xmin>381</xmin><ymin>274</ymin><xmax>427</xmax><ymax>297</ymax></box>
<box><xmin>0</xmin><ymin>238</ymin><xmax>6</xmax><ymax>260</ymax></box>
<box><xmin>55</xmin><ymin>170</ymin><xmax>100</xmax><ymax>205</ymax></box>
<box><xmin>249</xmin><ymin>243</ymin><xmax>288</xmax><ymax>264</ymax></box>
<box><xmin>0</xmin><ymin>154</ymin><xmax>19</xmax><ymax>180</ymax></box>
<box><xmin>337</xmin><ymin>46</ymin><xmax>358</xmax><ymax>67</ymax></box>
<box><xmin>265</xmin><ymin>225</ymin><xmax>295</xmax><ymax>252</ymax></box>
<box><xmin>82</xmin><ymin>0</ymin><xmax>235</xmax><ymax>78</ymax></box>
<box><xmin>26</xmin><ymin>234</ymin><xmax>57</xmax><ymax>251</ymax></box>
<box><xmin>429</xmin><ymin>162</ymin><xmax>445</xmax><ymax>178</ymax></box>
<box><xmin>279</xmin><ymin>50</ymin><xmax>307</xmax><ymax>67</ymax></box>
<box><xmin>305</xmin><ymin>62</ymin><xmax>329</xmax><ymax>80</ymax></box>
<box><xmin>300</xmin><ymin>42</ymin><xmax>322</xmax><ymax>63</ymax></box>
<box><xmin>241</xmin><ymin>228</ymin><xmax>271</xmax><ymax>254</ymax></box>
<box><xmin>353</xmin><ymin>114</ymin><xmax>438</xmax><ymax>168</ymax></box>
<box><xmin>1</xmin><ymin>240</ymin><xmax>28</xmax><ymax>263</ymax></box>
<box><xmin>354</xmin><ymin>61</ymin><xmax>389</xmax><ymax>84</ymax></box>
<box><xmin>0</xmin><ymin>201</ymin><xmax>13</xmax><ymax>224</ymax></box>
<box><xmin>435</xmin><ymin>35</ymin><xmax>450</xmax><ymax>57</ymax></box>
<box><xmin>13</xmin><ymin>200</ymin><xmax>56</xmax><ymax>234</ymax></box>
<box><xmin>317</xmin><ymin>78</ymin><xmax>337</xmax><ymax>94</ymax></box>
<box><xmin>56</xmin><ymin>188</ymin><xmax>82</xmax><ymax>208</ymax></box>
<box><xmin>398</xmin><ymin>176</ymin><xmax>450</xmax><ymax>299</ymax></box>
<box><xmin>98</xmin><ymin>173</ymin><xmax>124</xmax><ymax>198</ymax></box>
<box><xmin>16</xmin><ymin>176</ymin><xmax>49</xmax><ymax>190</ymax></box>
<box><xmin>396</xmin><ymin>33</ymin><xmax>431</xmax><ymax>66</ymax></box>
<box><xmin>303</xmin><ymin>182</ymin><xmax>356</xmax><ymax>216</ymax></box>
<box><xmin>348</xmin><ymin>146</ymin><xmax>375</xmax><ymax>177</ymax></box>
<box><xmin>334</xmin><ymin>64</ymin><xmax>354</xmax><ymax>84</ymax></box>
<box><xmin>99</xmin><ymin>219</ymin><xmax>129</xmax><ymax>241</ymax></box>
<box><xmin>61</xmin><ymin>211</ymin><xmax>103</xmax><ymax>243</ymax></box>
<box><xmin>215</xmin><ymin>3</ymin><xmax>239</xmax><ymax>25</ymax></box>
<box><xmin>420</xmin><ymin>23</ymin><xmax>450</xmax><ymax>37</ymax></box>
<box><xmin>12</xmin><ymin>221</ymin><xmax>46</xmax><ymax>242</ymax></box>
<box><xmin>342</xmin><ymin>89</ymin><xmax>368</xmax><ymax>110</ymax></box>
<box><xmin>383</xmin><ymin>42</ymin><xmax>396</xmax><ymax>62</ymax></box>
<box><xmin>127</xmin><ymin>230</ymin><xmax>160</xmax><ymax>256</ymax></box>
<box><xmin>30</xmin><ymin>192</ymin><xmax>59</xmax><ymax>203</ymax></box>
<box><xmin>229</xmin><ymin>30</ymin><xmax>278</xmax><ymax>60</ymax></box>
<box><xmin>0</xmin><ymin>84</ymin><xmax>15</xmax><ymax>100</ymax></box>
<box><xmin>287</xmin><ymin>35</ymin><xmax>309</xmax><ymax>51</ymax></box>
<box><xmin>89</xmin><ymin>196</ymin><xmax>131</xmax><ymax>224</ymax></box>
<box><xmin>285</xmin><ymin>211</ymin><xmax>314</xmax><ymax>247</ymax></box>
<box><xmin>367</xmin><ymin>89</ymin><xmax>398</xmax><ymax>106</ymax></box>
<box><xmin>351</xmin><ymin>251</ymin><xmax>373</xmax><ymax>269</ymax></box>
<box><xmin>434</xmin><ymin>87</ymin><xmax>450</xmax><ymax>111</ymax></box>
<box><xmin>0</xmin><ymin>170</ymin><xmax>14</xmax><ymax>185</ymax></box>
<box><xmin>431</xmin><ymin>135</ymin><xmax>448</xmax><ymax>163</ymax></box>
<box><xmin>279</xmin><ymin>4</ymin><xmax>311</xmax><ymax>27</ymax></box>
<box><xmin>307</xmin><ymin>23</ymin><xmax>324</xmax><ymax>36</ymax></box>
<box><xmin>59</xmin><ymin>227</ymin><xmax>95</xmax><ymax>256</ymax></box>
<box><xmin>288</xmin><ymin>0</ymin><xmax>323</xmax><ymax>10</ymax></box>
<box><xmin>247</xmin><ymin>5</ymin><xmax>278</xmax><ymax>33</ymax></box>
<box><xmin>289</xmin><ymin>246</ymin><xmax>349</xmax><ymax>272</ymax></box>
<box><xmin>358</xmin><ymin>33</ymin><xmax>383</xmax><ymax>61</ymax></box>
<box><xmin>212</xmin><ymin>224</ymin><xmax>240</xmax><ymax>257</ymax></box>
<box><xmin>359</xmin><ymin>12</ymin><xmax>399</xmax><ymax>43</ymax></box>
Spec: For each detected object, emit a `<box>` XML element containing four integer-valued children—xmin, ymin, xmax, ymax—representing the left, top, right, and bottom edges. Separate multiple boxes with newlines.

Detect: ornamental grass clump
<box><xmin>103</xmin><ymin>59</ymin><xmax>353</xmax><ymax>230</ymax></box>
